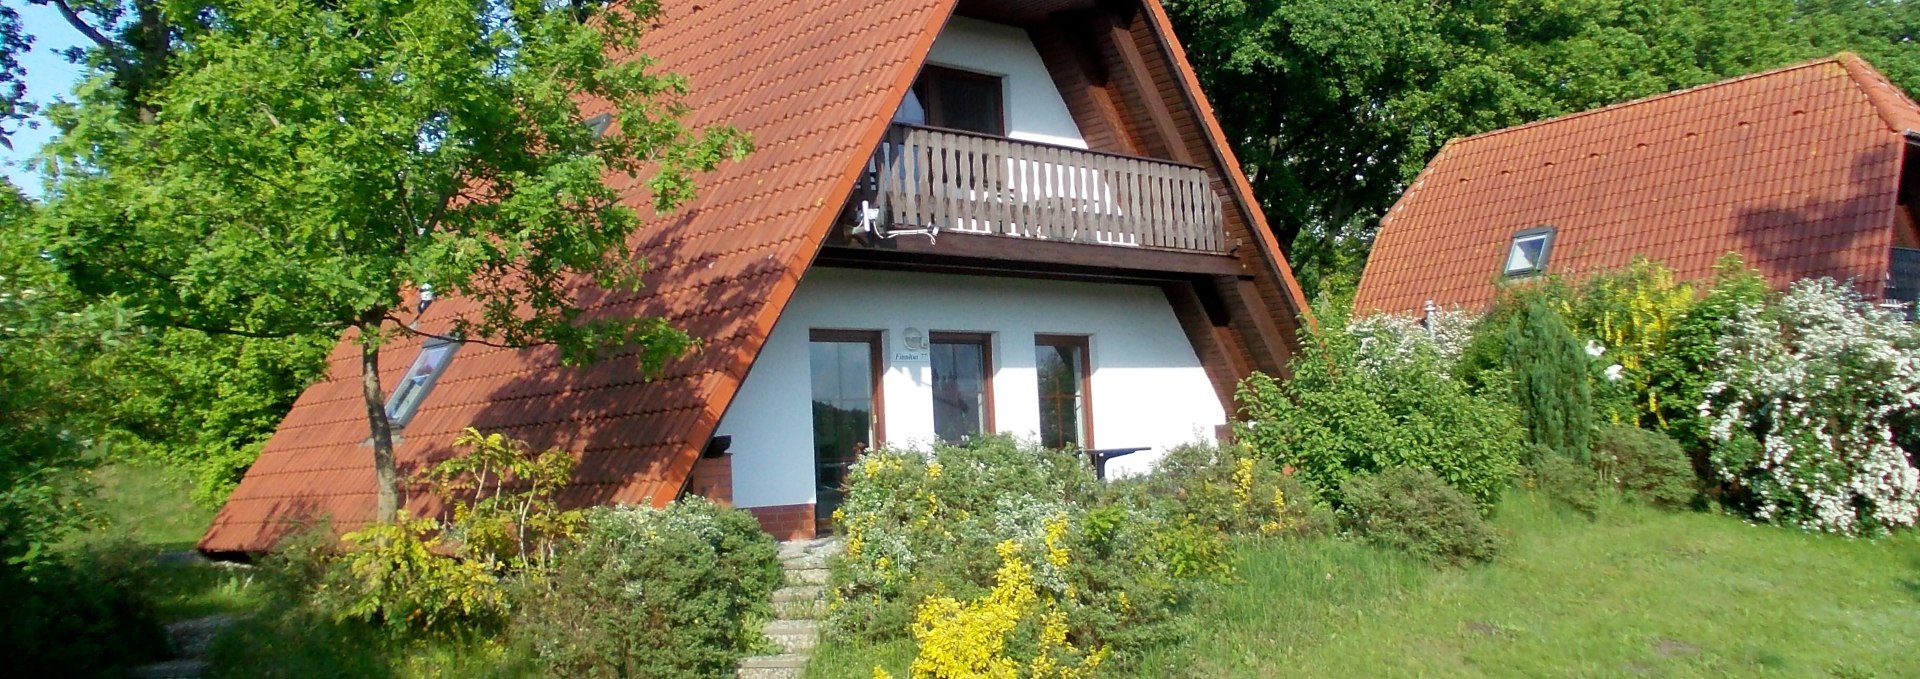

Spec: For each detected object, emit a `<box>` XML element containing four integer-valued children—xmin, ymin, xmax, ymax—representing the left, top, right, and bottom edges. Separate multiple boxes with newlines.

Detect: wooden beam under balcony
<box><xmin>818</xmin><ymin>228</ymin><xmax>1243</xmax><ymax>279</ymax></box>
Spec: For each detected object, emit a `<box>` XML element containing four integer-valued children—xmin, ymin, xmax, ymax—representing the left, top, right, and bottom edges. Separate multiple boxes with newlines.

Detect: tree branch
<box><xmin>42</xmin><ymin>0</ymin><xmax>117</xmax><ymax>52</ymax></box>
<box><xmin>385</xmin><ymin>314</ymin><xmax>557</xmax><ymax>350</ymax></box>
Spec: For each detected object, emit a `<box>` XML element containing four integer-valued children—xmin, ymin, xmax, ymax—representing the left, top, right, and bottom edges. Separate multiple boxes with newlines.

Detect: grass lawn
<box><xmin>809</xmin><ymin>494</ymin><xmax>1920</xmax><ymax>679</ymax></box>
<box><xmin>76</xmin><ymin>462</ymin><xmax>532</xmax><ymax>677</ymax></box>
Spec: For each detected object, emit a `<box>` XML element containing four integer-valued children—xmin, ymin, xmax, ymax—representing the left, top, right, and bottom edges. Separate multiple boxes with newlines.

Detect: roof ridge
<box><xmin>1450</xmin><ymin>56</ymin><xmax>1856</xmax><ymax>146</ymax></box>
<box><xmin>1833</xmin><ymin>52</ymin><xmax>1920</xmax><ymax>134</ymax></box>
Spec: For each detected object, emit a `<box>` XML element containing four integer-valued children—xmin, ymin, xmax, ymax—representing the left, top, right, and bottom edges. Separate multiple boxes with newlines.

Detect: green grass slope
<box><xmin>811</xmin><ymin>494</ymin><xmax>1920</xmax><ymax>678</ymax></box>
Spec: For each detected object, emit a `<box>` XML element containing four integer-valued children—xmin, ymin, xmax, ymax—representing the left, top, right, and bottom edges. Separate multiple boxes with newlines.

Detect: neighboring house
<box><xmin>1354</xmin><ymin>54</ymin><xmax>1920</xmax><ymax>317</ymax></box>
<box><xmin>199</xmin><ymin>0</ymin><xmax>1310</xmax><ymax>553</ymax></box>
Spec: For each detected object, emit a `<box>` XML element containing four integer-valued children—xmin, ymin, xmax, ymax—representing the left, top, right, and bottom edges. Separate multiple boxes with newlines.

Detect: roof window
<box><xmin>1504</xmin><ymin>226</ymin><xmax>1556</xmax><ymax>277</ymax></box>
<box><xmin>386</xmin><ymin>336</ymin><xmax>461</xmax><ymax>428</ymax></box>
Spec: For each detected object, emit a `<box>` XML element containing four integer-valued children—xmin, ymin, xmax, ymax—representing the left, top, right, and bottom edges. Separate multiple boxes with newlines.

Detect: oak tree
<box><xmin>37</xmin><ymin>0</ymin><xmax>748</xmax><ymax>521</ymax></box>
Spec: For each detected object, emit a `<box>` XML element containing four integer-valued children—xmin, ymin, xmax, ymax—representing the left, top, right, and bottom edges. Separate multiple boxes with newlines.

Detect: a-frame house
<box><xmin>201</xmin><ymin>0</ymin><xmax>1309</xmax><ymax>552</ymax></box>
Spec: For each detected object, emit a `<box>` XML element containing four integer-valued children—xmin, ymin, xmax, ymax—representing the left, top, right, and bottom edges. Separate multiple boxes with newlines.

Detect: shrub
<box><xmin>1238</xmin><ymin>301</ymin><xmax>1524</xmax><ymax>508</ymax></box>
<box><xmin>1529</xmin><ymin>452</ymin><xmax>1603</xmax><ymax>517</ymax></box>
<box><xmin>1591</xmin><ymin>425</ymin><xmax>1696</xmax><ymax>509</ymax></box>
<box><xmin>1571</xmin><ymin>257</ymin><xmax>1697</xmax><ymax>428</ymax></box>
<box><xmin>1505</xmin><ymin>295</ymin><xmax>1595</xmax><ymax>462</ymax></box>
<box><xmin>827</xmin><ymin>436</ymin><xmax>1204</xmax><ymax>669</ymax></box>
<box><xmin>318</xmin><ymin>511</ymin><xmax>511</xmax><ymax>636</ymax></box>
<box><xmin>313</xmin><ymin>429</ymin><xmax>584</xmax><ymax>637</ymax></box>
<box><xmin>1340</xmin><ymin>468</ymin><xmax>1501</xmax><ymax>566</ymax></box>
<box><xmin>513</xmin><ymin>498</ymin><xmax>779</xmax><ymax>679</ymax></box>
<box><xmin>1145</xmin><ymin>441</ymin><xmax>1331</xmax><ymax>538</ymax></box>
<box><xmin>1642</xmin><ymin>257</ymin><xmax>1770</xmax><ymax>454</ymax></box>
<box><xmin>881</xmin><ymin>540</ymin><xmax>1107</xmax><ymax>679</ymax></box>
<box><xmin>1699</xmin><ymin>278</ymin><xmax>1920</xmax><ymax>535</ymax></box>
<box><xmin>1</xmin><ymin>537</ymin><xmax>168</xmax><ymax>678</ymax></box>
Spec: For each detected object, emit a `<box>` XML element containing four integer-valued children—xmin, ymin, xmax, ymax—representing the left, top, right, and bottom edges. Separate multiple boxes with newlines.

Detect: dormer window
<box><xmin>1505</xmin><ymin>226</ymin><xmax>1557</xmax><ymax>277</ymax></box>
<box><xmin>386</xmin><ymin>336</ymin><xmax>460</xmax><ymax>427</ymax></box>
<box><xmin>907</xmin><ymin>65</ymin><xmax>1005</xmax><ymax>136</ymax></box>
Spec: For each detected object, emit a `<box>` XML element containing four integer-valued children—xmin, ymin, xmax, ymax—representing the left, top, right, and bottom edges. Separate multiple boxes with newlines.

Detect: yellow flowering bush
<box><xmin>1574</xmin><ymin>257</ymin><xmax>1697</xmax><ymax>427</ymax></box>
<box><xmin>826</xmin><ymin>436</ymin><xmax>1207</xmax><ymax>671</ymax></box>
<box><xmin>883</xmin><ymin>541</ymin><xmax>1107</xmax><ymax>679</ymax></box>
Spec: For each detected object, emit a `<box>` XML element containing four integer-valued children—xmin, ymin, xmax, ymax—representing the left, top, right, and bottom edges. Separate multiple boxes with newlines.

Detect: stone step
<box><xmin>127</xmin><ymin>659</ymin><xmax>206</xmax><ymax>679</ymax></box>
<box><xmin>772</xmin><ymin>584</ymin><xmax>823</xmax><ymax>602</ymax></box>
<box><xmin>166</xmin><ymin>614</ymin><xmax>239</xmax><ymax>660</ymax></box>
<box><xmin>783</xmin><ymin>567</ymin><xmax>829</xmax><ymax>586</ymax></box>
<box><xmin>779</xmin><ymin>553</ymin><xmax>830</xmax><ymax>570</ymax></box>
<box><xmin>763</xmin><ymin>619</ymin><xmax>819</xmax><ymax>654</ymax></box>
<box><xmin>737</xmin><ymin>653</ymin><xmax>810</xmax><ymax>679</ymax></box>
<box><xmin>772</xmin><ymin>596</ymin><xmax>826</xmax><ymax>619</ymax></box>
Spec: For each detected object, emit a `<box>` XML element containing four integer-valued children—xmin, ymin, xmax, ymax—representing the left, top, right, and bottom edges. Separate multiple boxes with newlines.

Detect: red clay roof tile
<box><xmin>1354</xmin><ymin>55</ymin><xmax>1913</xmax><ymax>315</ymax></box>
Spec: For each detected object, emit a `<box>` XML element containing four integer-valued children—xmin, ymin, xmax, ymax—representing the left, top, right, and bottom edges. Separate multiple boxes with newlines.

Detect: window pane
<box><xmin>932</xmin><ymin>338</ymin><xmax>989</xmax><ymax>444</ymax></box>
<box><xmin>810</xmin><ymin>337</ymin><xmax>878</xmax><ymax>534</ymax></box>
<box><xmin>1035</xmin><ymin>341</ymin><xmax>1085</xmax><ymax>449</ymax></box>
<box><xmin>937</xmin><ymin>74</ymin><xmax>1002</xmax><ymax>135</ymax></box>
<box><xmin>1506</xmin><ymin>236</ymin><xmax>1546</xmax><ymax>273</ymax></box>
<box><xmin>384</xmin><ymin>339</ymin><xmax>458</xmax><ymax>426</ymax></box>
<box><xmin>915</xmin><ymin>67</ymin><xmax>1004</xmax><ymax>136</ymax></box>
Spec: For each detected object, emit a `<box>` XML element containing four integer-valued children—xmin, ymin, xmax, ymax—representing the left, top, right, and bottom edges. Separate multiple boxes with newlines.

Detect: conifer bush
<box><xmin>1505</xmin><ymin>296</ymin><xmax>1595</xmax><ymax>463</ymax></box>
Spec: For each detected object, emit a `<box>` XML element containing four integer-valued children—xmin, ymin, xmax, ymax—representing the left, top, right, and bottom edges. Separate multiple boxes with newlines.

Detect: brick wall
<box><xmin>748</xmin><ymin>503</ymin><xmax>817</xmax><ymax>541</ymax></box>
<box><xmin>686</xmin><ymin>454</ymin><xmax>733</xmax><ymax>506</ymax></box>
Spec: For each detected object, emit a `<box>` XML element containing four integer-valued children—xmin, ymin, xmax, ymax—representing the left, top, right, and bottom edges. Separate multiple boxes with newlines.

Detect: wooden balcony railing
<box><xmin>848</xmin><ymin>124</ymin><xmax>1230</xmax><ymax>254</ymax></box>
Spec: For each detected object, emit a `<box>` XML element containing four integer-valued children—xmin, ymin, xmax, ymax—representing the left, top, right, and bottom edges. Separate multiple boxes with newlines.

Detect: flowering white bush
<box><xmin>1349</xmin><ymin>307</ymin><xmax>1478</xmax><ymax>375</ymax></box>
<box><xmin>1698</xmin><ymin>279</ymin><xmax>1920</xmax><ymax>534</ymax></box>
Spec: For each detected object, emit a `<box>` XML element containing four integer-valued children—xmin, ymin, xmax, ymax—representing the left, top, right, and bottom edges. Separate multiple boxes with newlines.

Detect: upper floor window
<box><xmin>1504</xmin><ymin>226</ymin><xmax>1557</xmax><ymax>277</ymax></box>
<box><xmin>903</xmin><ymin>65</ymin><xmax>1005</xmax><ymax>136</ymax></box>
<box><xmin>386</xmin><ymin>336</ymin><xmax>460</xmax><ymax>428</ymax></box>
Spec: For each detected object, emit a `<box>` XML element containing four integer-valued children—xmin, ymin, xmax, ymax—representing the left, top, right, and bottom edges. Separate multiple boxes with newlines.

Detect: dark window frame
<box><xmin>808</xmin><ymin>329</ymin><xmax>887</xmax><ymax>446</ymax></box>
<box><xmin>912</xmin><ymin>64</ymin><xmax>1007</xmax><ymax>136</ymax></box>
<box><xmin>930</xmin><ymin>331</ymin><xmax>995</xmax><ymax>442</ymax></box>
<box><xmin>385</xmin><ymin>336</ymin><xmax>462</xmax><ymax>428</ymax></box>
<box><xmin>1504</xmin><ymin>225</ymin><xmax>1558</xmax><ymax>278</ymax></box>
<box><xmin>1034</xmin><ymin>334</ymin><xmax>1092</xmax><ymax>450</ymax></box>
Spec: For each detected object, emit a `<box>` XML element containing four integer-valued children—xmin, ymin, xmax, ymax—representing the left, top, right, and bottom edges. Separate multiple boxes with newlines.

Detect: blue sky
<box><xmin>5</xmin><ymin>0</ymin><xmax>88</xmax><ymax>195</ymax></box>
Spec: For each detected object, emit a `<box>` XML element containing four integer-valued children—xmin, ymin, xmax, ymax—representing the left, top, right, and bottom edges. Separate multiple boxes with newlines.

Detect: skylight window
<box><xmin>584</xmin><ymin>113</ymin><xmax>613</xmax><ymax>138</ymax></box>
<box><xmin>1504</xmin><ymin>226</ymin><xmax>1557</xmax><ymax>277</ymax></box>
<box><xmin>385</xmin><ymin>336</ymin><xmax>460</xmax><ymax>428</ymax></box>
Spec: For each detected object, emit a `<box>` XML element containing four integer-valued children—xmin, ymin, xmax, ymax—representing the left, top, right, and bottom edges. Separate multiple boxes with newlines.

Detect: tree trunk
<box><xmin>360</xmin><ymin>335</ymin><xmax>402</xmax><ymax>523</ymax></box>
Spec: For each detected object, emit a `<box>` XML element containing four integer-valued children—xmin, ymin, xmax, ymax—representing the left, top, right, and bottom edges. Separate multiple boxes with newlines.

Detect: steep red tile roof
<box><xmin>201</xmin><ymin>0</ymin><xmax>1308</xmax><ymax>553</ymax></box>
<box><xmin>1354</xmin><ymin>54</ymin><xmax>1917</xmax><ymax>315</ymax></box>
<box><xmin>200</xmin><ymin>0</ymin><xmax>959</xmax><ymax>553</ymax></box>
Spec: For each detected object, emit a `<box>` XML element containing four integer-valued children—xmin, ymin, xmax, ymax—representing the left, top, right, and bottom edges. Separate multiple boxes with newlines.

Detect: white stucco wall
<box><xmin>914</xmin><ymin>16</ymin><xmax>1087</xmax><ymax>148</ymax></box>
<box><xmin>715</xmin><ymin>268</ymin><xmax>1226</xmax><ymax>509</ymax></box>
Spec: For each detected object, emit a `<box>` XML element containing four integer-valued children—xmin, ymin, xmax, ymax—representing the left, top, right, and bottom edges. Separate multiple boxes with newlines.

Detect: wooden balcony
<box><xmin>841</xmin><ymin>124</ymin><xmax>1232</xmax><ymax>258</ymax></box>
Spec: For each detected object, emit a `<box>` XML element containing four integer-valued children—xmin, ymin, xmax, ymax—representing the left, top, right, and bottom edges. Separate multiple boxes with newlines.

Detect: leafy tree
<box><xmin>109</xmin><ymin>328</ymin><xmax>330</xmax><ymax>507</ymax></box>
<box><xmin>37</xmin><ymin>0</ymin><xmax>750</xmax><ymax>522</ymax></box>
<box><xmin>0</xmin><ymin>181</ymin><xmax>132</xmax><ymax>567</ymax></box>
<box><xmin>1504</xmin><ymin>295</ymin><xmax>1593</xmax><ymax>462</ymax></box>
<box><xmin>0</xmin><ymin>2</ymin><xmax>28</xmax><ymax>146</ymax></box>
<box><xmin>1164</xmin><ymin>0</ymin><xmax>1920</xmax><ymax>297</ymax></box>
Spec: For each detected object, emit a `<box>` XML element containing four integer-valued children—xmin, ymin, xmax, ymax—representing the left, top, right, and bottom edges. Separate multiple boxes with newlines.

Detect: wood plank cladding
<box><xmin>998</xmin><ymin>1</ymin><xmax>1312</xmax><ymax>381</ymax></box>
<box><xmin>1027</xmin><ymin>22</ymin><xmax>1135</xmax><ymax>155</ymax></box>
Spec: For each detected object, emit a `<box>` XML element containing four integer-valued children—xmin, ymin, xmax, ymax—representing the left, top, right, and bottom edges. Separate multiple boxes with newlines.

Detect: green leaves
<box><xmin>32</xmin><ymin>0</ymin><xmax>748</xmax><ymax>516</ymax></box>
